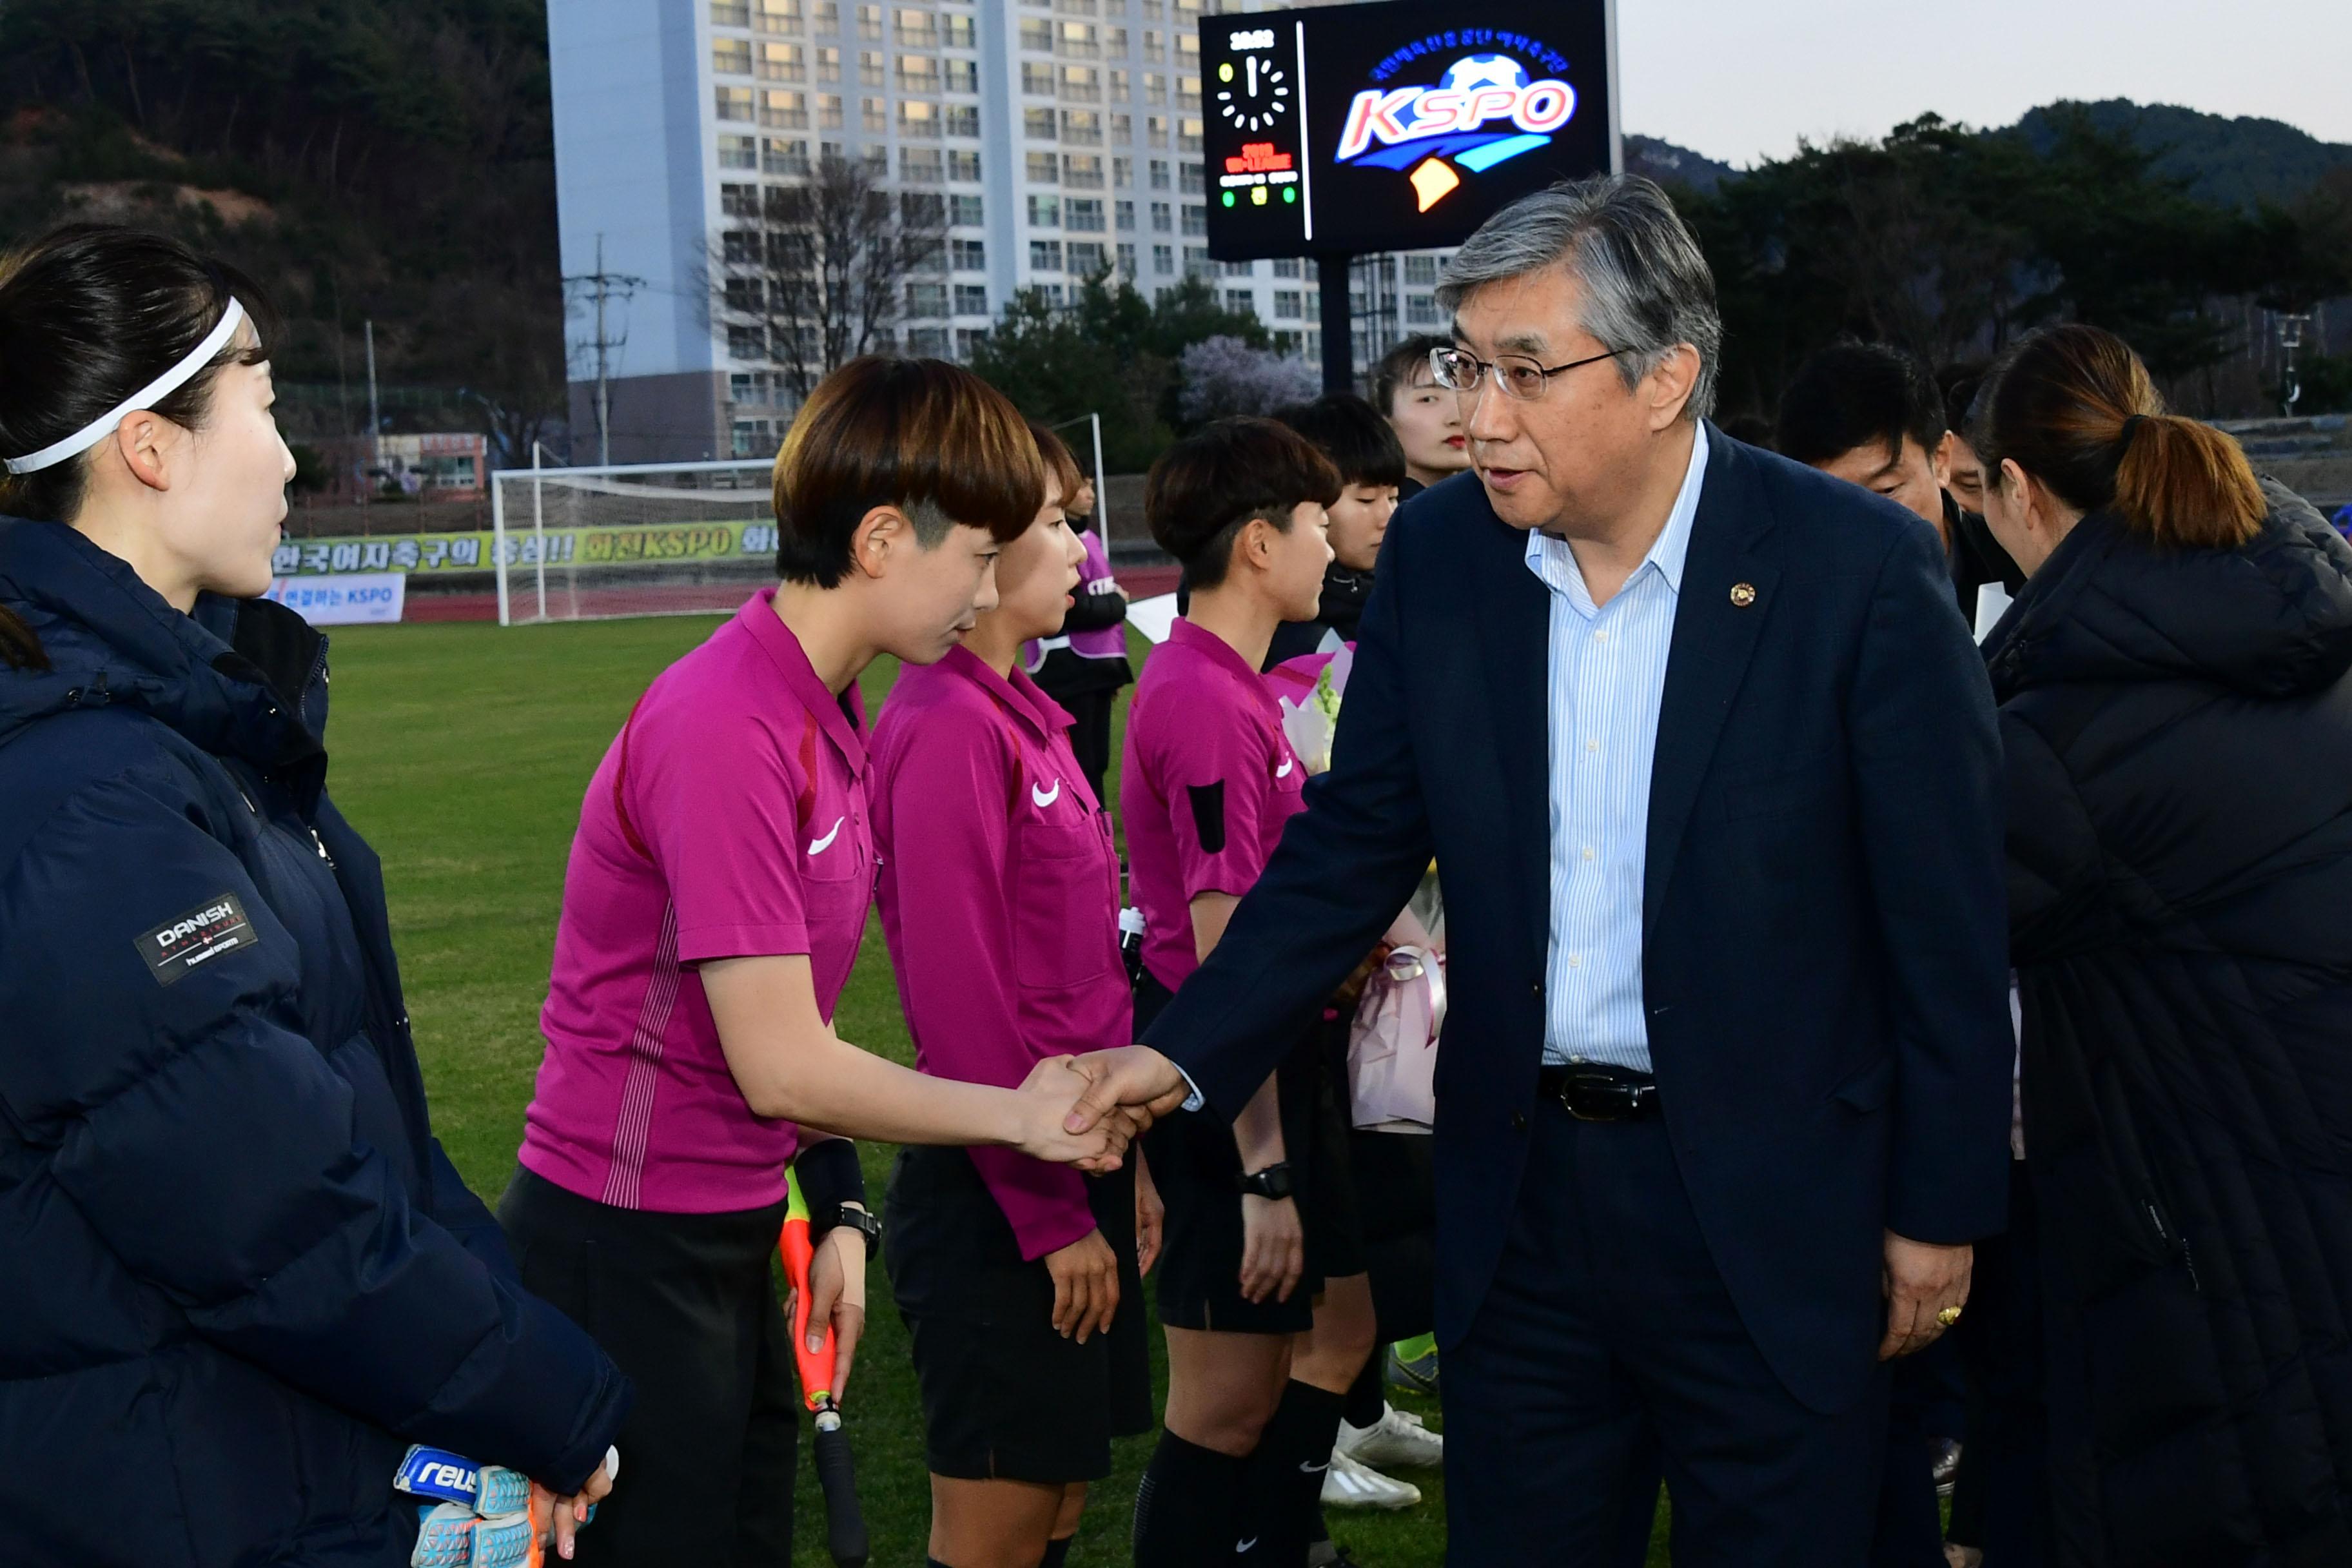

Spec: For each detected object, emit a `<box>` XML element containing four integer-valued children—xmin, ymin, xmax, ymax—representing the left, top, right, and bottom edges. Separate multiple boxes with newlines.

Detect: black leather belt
<box><xmin>1538</xmin><ymin>1062</ymin><xmax>1661</xmax><ymax>1122</ymax></box>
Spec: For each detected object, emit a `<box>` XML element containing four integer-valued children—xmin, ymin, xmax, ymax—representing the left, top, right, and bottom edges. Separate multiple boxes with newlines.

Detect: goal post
<box><xmin>489</xmin><ymin>458</ymin><xmax>779</xmax><ymax>625</ymax></box>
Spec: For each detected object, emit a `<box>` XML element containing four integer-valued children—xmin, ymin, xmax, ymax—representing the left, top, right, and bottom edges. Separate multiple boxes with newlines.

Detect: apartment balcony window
<box><xmin>728</xmin><ymin>324</ymin><xmax>769</xmax><ymax>360</ymax></box>
<box><xmin>713</xmin><ymin>0</ymin><xmax>752</xmax><ymax>25</ymax></box>
<box><xmin>859</xmin><ymin>50</ymin><xmax>884</xmax><ymax>86</ymax></box>
<box><xmin>1145</xmin><ymin>72</ymin><xmax>1166</xmax><ymax>106</ymax></box>
<box><xmin>817</xmin><ymin>45</ymin><xmax>842</xmax><ymax>81</ymax></box>
<box><xmin>1176</xmin><ymin>74</ymin><xmax>1200</xmax><ymax>111</ymax></box>
<box><xmin>1146</xmin><ymin>115</ymin><xmax>1168</xmax><ymax>150</ymax></box>
<box><xmin>1019</xmin><ymin>19</ymin><xmax>1053</xmax><ymax>52</ymax></box>
<box><xmin>1142</xmin><ymin>29</ymin><xmax>1164</xmax><ymax>63</ymax></box>
<box><xmin>943</xmin><ymin>58</ymin><xmax>978</xmax><ymax>92</ymax></box>
<box><xmin>1024</xmin><ymin>108</ymin><xmax>1057</xmax><ymax>140</ymax></box>
<box><xmin>721</xmin><ymin>182</ymin><xmax>759</xmax><ymax>217</ymax></box>
<box><xmin>1031</xmin><ymin>240</ymin><xmax>1064</xmax><ymax>271</ymax></box>
<box><xmin>1116</xmin><ymin>242</ymin><xmax>1136</xmax><ymax>278</ymax></box>
<box><xmin>1404</xmin><ymin>254</ymin><xmax>1438</xmax><ymax>286</ymax></box>
<box><xmin>1028</xmin><ymin>193</ymin><xmax>1061</xmax><ymax>227</ymax></box>
<box><xmin>754</xmin><ymin>0</ymin><xmax>803</xmax><ymax>30</ymax></box>
<box><xmin>1226</xmin><ymin>289</ymin><xmax>1256</xmax><ymax>317</ymax></box>
<box><xmin>1273</xmin><ymin>257</ymin><xmax>1302</xmax><ymax>279</ymax></box>
<box><xmin>1113</xmin><ymin>155</ymin><xmax>1133</xmax><ymax>188</ymax></box>
<box><xmin>1110</xmin><ymin>112</ymin><xmax>1131</xmax><ymax>143</ymax></box>
<box><xmin>818</xmin><ymin>93</ymin><xmax>845</xmax><ymax>128</ymax></box>
<box><xmin>714</xmin><ymin>39</ymin><xmax>754</xmax><ymax>75</ymax></box>
<box><xmin>1057</xmin><ymin>21</ymin><xmax>1098</xmax><ymax>57</ymax></box>
<box><xmin>1273</xmin><ymin>289</ymin><xmax>1303</xmax><ymax>319</ymax></box>
<box><xmin>1407</xmin><ymin>294</ymin><xmax>1441</xmax><ymax>326</ymax></box>
<box><xmin>893</xmin><ymin>6</ymin><xmax>937</xmax><ymax>46</ymax></box>
<box><xmin>1150</xmin><ymin>158</ymin><xmax>1170</xmax><ymax>190</ymax></box>
<box><xmin>1223</xmin><ymin>259</ymin><xmax>1253</xmax><ymax>277</ymax></box>
<box><xmin>1109</xmin><ymin>68</ymin><xmax>1131</xmax><ymax>103</ymax></box>
<box><xmin>948</xmin><ymin>148</ymin><xmax>981</xmax><ymax>179</ymax></box>
<box><xmin>1114</xmin><ymin>198</ymin><xmax>1135</xmax><ymax>230</ymax></box>
<box><xmin>760</xmin><ymin>90</ymin><xmax>808</xmax><ymax>128</ymax></box>
<box><xmin>1066</xmin><ymin>197</ymin><xmax>1105</xmax><ymax>233</ymax></box>
<box><xmin>730</xmin><ymin>371</ymin><xmax>774</xmax><ymax>404</ymax></box>
<box><xmin>861</xmin><ymin>97</ymin><xmax>887</xmax><ymax>132</ymax></box>
<box><xmin>1055</xmin><ymin>0</ymin><xmax>1097</xmax><ymax>15</ymax></box>
<box><xmin>957</xmin><ymin>327</ymin><xmax>987</xmax><ymax>358</ymax></box>
<box><xmin>1061</xmin><ymin>66</ymin><xmax>1101</xmax><ymax>101</ymax></box>
<box><xmin>1061</xmin><ymin>110</ymin><xmax>1103</xmax><ymax>146</ymax></box>
<box><xmin>1022</xmin><ymin>61</ymin><xmax>1056</xmax><ymax>95</ymax></box>
<box><xmin>954</xmin><ymin>283</ymin><xmax>990</xmax><ymax>315</ymax></box>
<box><xmin>949</xmin><ymin>193</ymin><xmax>985</xmax><ymax>224</ymax></box>
<box><xmin>1179</xmin><ymin>158</ymin><xmax>1203</xmax><ymax>192</ymax></box>
<box><xmin>861</xmin><ymin>143</ymin><xmax>888</xmax><ymax>177</ymax></box>
<box><xmin>1184</xmin><ymin>245</ymin><xmax>1211</xmax><ymax>277</ymax></box>
<box><xmin>1064</xmin><ymin>153</ymin><xmax>1105</xmax><ymax>189</ymax></box>
<box><xmin>908</xmin><ymin>326</ymin><xmax>949</xmax><ymax>355</ymax></box>
<box><xmin>760</xmin><ymin>41</ymin><xmax>806</xmax><ymax>79</ymax></box>
<box><xmin>898</xmin><ymin>99</ymin><xmax>941</xmax><ymax>137</ymax></box>
<box><xmin>944</xmin><ymin>104</ymin><xmax>979</xmax><ymax>137</ymax></box>
<box><xmin>1150</xmin><ymin>200</ymin><xmax>1171</xmax><ymax>232</ymax></box>
<box><xmin>1068</xmin><ymin>240</ymin><xmax>1106</xmax><ymax>275</ymax></box>
<box><xmin>725</xmin><ymin>277</ymin><xmax>765</xmax><ymax>313</ymax></box>
<box><xmin>907</xmin><ymin>281</ymin><xmax>949</xmax><ymax>317</ymax></box>
<box><xmin>856</xmin><ymin>3</ymin><xmax>883</xmax><ymax>40</ymax></box>
<box><xmin>951</xmin><ymin>238</ymin><xmax>986</xmax><ymax>269</ymax></box>
<box><xmin>1152</xmin><ymin>243</ymin><xmax>1173</xmax><ymax>275</ymax></box>
<box><xmin>716</xmin><ymin>86</ymin><xmax>755</xmax><ymax>121</ymax></box>
<box><xmin>1181</xmin><ymin>202</ymin><xmax>1206</xmax><ymax>236</ymax></box>
<box><xmin>943</xmin><ymin>14</ymin><xmax>975</xmax><ymax>46</ymax></box>
<box><xmin>901</xmin><ymin>145</ymin><xmax>945</xmax><ymax>181</ymax></box>
<box><xmin>1177</xmin><ymin>117</ymin><xmax>1202</xmax><ymax>154</ymax></box>
<box><xmin>896</xmin><ymin>55</ymin><xmax>939</xmax><ymax>92</ymax></box>
<box><xmin>763</xmin><ymin>137</ymin><xmax>810</xmax><ymax>175</ymax></box>
<box><xmin>718</xmin><ymin>134</ymin><xmax>758</xmax><ymax>169</ymax></box>
<box><xmin>814</xmin><ymin>0</ymin><xmax>839</xmax><ymax>30</ymax></box>
<box><xmin>1027</xmin><ymin>151</ymin><xmax>1059</xmax><ymax>183</ymax></box>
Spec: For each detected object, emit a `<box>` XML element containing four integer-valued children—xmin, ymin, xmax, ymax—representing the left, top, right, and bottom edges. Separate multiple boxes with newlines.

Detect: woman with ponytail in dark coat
<box><xmin>1973</xmin><ymin>323</ymin><xmax>2352</xmax><ymax>1566</ymax></box>
<box><xmin>0</xmin><ymin>226</ymin><xmax>629</xmax><ymax>1567</ymax></box>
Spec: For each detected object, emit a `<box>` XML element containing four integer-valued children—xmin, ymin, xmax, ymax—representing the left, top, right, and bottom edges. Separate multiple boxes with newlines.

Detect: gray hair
<box><xmin>1436</xmin><ymin>174</ymin><xmax>1721</xmax><ymax>420</ymax></box>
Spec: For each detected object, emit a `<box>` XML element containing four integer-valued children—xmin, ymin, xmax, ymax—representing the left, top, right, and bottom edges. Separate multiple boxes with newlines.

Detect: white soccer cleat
<box><xmin>1319</xmin><ymin>1448</ymin><xmax>1423</xmax><ymax>1511</ymax></box>
<box><xmin>1335</xmin><ymin>1403</ymin><xmax>1444</xmax><ymax>1471</ymax></box>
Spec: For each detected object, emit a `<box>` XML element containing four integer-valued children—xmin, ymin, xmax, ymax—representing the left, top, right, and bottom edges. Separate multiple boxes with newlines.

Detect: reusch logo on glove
<box><xmin>135</xmin><ymin>892</ymin><xmax>257</xmax><ymax>985</ymax></box>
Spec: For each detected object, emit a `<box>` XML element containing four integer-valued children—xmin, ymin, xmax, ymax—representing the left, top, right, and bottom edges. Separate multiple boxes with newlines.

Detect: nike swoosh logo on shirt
<box><xmin>807</xmin><ymin>816</ymin><xmax>845</xmax><ymax>855</ymax></box>
<box><xmin>1032</xmin><ymin>779</ymin><xmax>1063</xmax><ymax>810</ymax></box>
<box><xmin>1299</xmin><ymin>1460</ymin><xmax>1328</xmax><ymax>1473</ymax></box>
<box><xmin>1236</xmin><ymin>1540</ymin><xmax>1259</xmax><ymax>1554</ymax></box>
<box><xmin>1276</xmin><ymin>757</ymin><xmax>1296</xmax><ymax>778</ymax></box>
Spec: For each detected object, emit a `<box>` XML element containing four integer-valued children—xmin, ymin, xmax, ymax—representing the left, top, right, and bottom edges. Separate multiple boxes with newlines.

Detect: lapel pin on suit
<box><xmin>1730</xmin><ymin>582</ymin><xmax>1758</xmax><ymax>608</ymax></box>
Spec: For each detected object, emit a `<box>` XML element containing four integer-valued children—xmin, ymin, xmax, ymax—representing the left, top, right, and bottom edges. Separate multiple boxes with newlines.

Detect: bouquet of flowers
<box><xmin>1262</xmin><ymin>645</ymin><xmax>1446</xmax><ymax>1131</ymax></box>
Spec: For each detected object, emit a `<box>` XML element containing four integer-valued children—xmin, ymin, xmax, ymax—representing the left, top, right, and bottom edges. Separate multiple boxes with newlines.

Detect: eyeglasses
<box><xmin>1428</xmin><ymin>343</ymin><xmax>1625</xmax><ymax>402</ymax></box>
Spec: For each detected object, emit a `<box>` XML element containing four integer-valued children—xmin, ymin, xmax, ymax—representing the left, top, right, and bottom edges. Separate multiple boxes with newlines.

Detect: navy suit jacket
<box><xmin>1143</xmin><ymin>427</ymin><xmax>2014</xmax><ymax>1415</ymax></box>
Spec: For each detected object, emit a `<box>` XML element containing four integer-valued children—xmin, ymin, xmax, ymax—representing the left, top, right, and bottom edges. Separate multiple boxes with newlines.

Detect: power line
<box><xmin>565</xmin><ymin>233</ymin><xmax>649</xmax><ymax>468</ymax></box>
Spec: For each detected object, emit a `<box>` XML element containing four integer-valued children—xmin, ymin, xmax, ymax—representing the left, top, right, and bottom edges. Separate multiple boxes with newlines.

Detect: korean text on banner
<box><xmin>266</xmin><ymin>573</ymin><xmax>407</xmax><ymax>625</ymax></box>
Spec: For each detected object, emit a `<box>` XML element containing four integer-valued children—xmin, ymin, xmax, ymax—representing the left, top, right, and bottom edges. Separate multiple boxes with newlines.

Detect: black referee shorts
<box><xmin>496</xmin><ymin>1166</ymin><xmax>798</xmax><ymax>1567</ymax></box>
<box><xmin>883</xmin><ymin>1145</ymin><xmax>1152</xmax><ymax>1483</ymax></box>
<box><xmin>1136</xmin><ymin>972</ymin><xmax>1366</xmax><ymax>1336</ymax></box>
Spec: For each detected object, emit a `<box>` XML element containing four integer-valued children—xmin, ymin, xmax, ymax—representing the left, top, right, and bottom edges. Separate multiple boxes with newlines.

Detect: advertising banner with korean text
<box><xmin>265</xmin><ymin>573</ymin><xmax>407</xmax><ymax>625</ymax></box>
<box><xmin>271</xmin><ymin>519</ymin><xmax>782</xmax><ymax>578</ymax></box>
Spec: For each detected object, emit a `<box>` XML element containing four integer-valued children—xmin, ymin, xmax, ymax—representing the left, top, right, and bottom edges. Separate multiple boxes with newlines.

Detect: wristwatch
<box><xmin>1235</xmin><ymin>1162</ymin><xmax>1295</xmax><ymax>1200</ymax></box>
<box><xmin>823</xmin><ymin>1202</ymin><xmax>883</xmax><ymax>1248</ymax></box>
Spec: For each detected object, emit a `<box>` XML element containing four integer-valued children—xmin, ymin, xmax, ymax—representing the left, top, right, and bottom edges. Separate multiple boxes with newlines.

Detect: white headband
<box><xmin>3</xmin><ymin>298</ymin><xmax>250</xmax><ymax>476</ymax></box>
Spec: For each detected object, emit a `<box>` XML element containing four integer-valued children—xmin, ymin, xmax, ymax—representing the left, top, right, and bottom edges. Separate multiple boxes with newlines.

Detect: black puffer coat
<box><xmin>1990</xmin><ymin>481</ymin><xmax>2352</xmax><ymax>1566</ymax></box>
<box><xmin>0</xmin><ymin>519</ymin><xmax>629</xmax><ymax>1567</ymax></box>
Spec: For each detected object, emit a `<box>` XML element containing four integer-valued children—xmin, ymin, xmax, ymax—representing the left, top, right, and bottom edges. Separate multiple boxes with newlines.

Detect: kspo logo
<box><xmin>1335</xmin><ymin>54</ymin><xmax>1577</xmax><ymax>212</ymax></box>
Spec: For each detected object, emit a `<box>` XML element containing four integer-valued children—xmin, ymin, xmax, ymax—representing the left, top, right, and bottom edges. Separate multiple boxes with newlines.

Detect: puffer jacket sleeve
<box><xmin>1999</xmin><ymin>712</ymin><xmax>2110</xmax><ymax>964</ymax></box>
<box><xmin>0</xmin><ymin>760</ymin><xmax>630</xmax><ymax>1493</ymax></box>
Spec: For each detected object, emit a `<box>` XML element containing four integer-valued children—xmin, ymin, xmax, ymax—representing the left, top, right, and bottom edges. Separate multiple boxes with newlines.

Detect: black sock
<box><xmin>1237</xmin><ymin>1380</ymin><xmax>1349</xmax><ymax>1565</ymax></box>
<box><xmin>1039</xmin><ymin>1538</ymin><xmax>1072</xmax><ymax>1568</ymax></box>
<box><xmin>1343</xmin><ymin>1352</ymin><xmax>1386</xmax><ymax>1430</ymax></box>
<box><xmin>1134</xmin><ymin>1429</ymin><xmax>1250</xmax><ymax>1568</ymax></box>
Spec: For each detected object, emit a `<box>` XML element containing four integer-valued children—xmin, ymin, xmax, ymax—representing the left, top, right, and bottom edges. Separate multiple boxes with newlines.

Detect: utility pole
<box><xmin>364</xmin><ymin>318</ymin><xmax>380</xmax><ymax>508</ymax></box>
<box><xmin>565</xmin><ymin>233</ymin><xmax>646</xmax><ymax>467</ymax></box>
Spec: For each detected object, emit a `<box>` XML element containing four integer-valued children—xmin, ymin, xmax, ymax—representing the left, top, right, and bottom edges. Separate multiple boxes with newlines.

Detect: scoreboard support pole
<box><xmin>1318</xmin><ymin>252</ymin><xmax>1357</xmax><ymax>393</ymax></box>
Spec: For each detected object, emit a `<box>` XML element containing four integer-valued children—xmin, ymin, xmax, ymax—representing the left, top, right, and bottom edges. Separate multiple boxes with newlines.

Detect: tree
<box><xmin>709</xmin><ymin>153</ymin><xmax>946</xmax><ymax>401</ymax></box>
<box><xmin>1177</xmin><ymin>336</ymin><xmax>1318</xmax><ymax>423</ymax></box>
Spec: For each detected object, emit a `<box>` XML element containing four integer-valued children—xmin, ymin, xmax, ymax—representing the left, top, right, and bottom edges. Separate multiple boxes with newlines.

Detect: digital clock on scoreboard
<box><xmin>1200</xmin><ymin>0</ymin><xmax>1617</xmax><ymax>262</ymax></box>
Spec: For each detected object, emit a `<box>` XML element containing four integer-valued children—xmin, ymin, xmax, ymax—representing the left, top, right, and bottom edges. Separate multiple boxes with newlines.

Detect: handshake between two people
<box><xmin>1010</xmin><ymin>1046</ymin><xmax>1193</xmax><ymax>1171</ymax></box>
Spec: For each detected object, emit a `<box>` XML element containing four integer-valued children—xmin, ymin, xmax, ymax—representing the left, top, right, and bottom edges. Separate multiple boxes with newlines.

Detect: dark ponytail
<box><xmin>1968</xmin><ymin>323</ymin><xmax>2262</xmax><ymax>552</ymax></box>
<box><xmin>0</xmin><ymin>224</ymin><xmax>279</xmax><ymax>669</ymax></box>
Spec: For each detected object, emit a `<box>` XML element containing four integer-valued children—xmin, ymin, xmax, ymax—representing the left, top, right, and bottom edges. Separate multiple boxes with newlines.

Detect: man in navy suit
<box><xmin>1070</xmin><ymin>175</ymin><xmax>2013</xmax><ymax>1564</ymax></box>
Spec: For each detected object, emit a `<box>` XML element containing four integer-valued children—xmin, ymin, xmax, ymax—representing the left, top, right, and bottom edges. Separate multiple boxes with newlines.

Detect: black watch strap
<box><xmin>1235</xmin><ymin>1162</ymin><xmax>1295</xmax><ymax>1200</ymax></box>
<box><xmin>824</xmin><ymin>1204</ymin><xmax>883</xmax><ymax>1247</ymax></box>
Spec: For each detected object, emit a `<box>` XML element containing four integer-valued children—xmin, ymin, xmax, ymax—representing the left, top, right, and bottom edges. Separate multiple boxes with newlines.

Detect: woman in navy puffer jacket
<box><xmin>0</xmin><ymin>227</ymin><xmax>629</xmax><ymax>1567</ymax></box>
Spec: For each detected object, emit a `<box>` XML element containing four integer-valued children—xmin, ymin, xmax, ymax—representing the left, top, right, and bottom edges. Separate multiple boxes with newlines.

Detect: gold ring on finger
<box><xmin>1936</xmin><ymin>1305</ymin><xmax>1963</xmax><ymax>1328</ymax></box>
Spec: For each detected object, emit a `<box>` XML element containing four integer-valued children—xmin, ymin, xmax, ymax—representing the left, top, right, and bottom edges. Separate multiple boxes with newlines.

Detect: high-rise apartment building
<box><xmin>551</xmin><ymin>0</ymin><xmax>1444</xmax><ymax>462</ymax></box>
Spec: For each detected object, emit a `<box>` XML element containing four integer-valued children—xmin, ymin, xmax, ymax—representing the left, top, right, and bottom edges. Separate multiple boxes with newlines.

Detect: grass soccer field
<box><xmin>326</xmin><ymin>614</ymin><xmax>1672</xmax><ymax>1567</ymax></box>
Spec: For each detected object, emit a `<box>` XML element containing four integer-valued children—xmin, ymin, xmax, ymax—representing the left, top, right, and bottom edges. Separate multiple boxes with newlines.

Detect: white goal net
<box><xmin>490</xmin><ymin>459</ymin><xmax>779</xmax><ymax>625</ymax></box>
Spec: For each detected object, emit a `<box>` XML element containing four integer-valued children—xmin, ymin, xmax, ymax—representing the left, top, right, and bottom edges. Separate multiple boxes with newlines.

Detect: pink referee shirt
<box><xmin>871</xmin><ymin>647</ymin><xmax>1128</xmax><ymax>1259</ymax></box>
<box><xmin>521</xmin><ymin>590</ymin><xmax>874</xmax><ymax>1214</ymax></box>
<box><xmin>1121</xmin><ymin>616</ymin><xmax>1309</xmax><ymax>995</ymax></box>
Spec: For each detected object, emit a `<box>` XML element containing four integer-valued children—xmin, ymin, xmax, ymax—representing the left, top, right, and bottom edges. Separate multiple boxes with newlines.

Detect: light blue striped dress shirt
<box><xmin>1527</xmin><ymin>424</ymin><xmax>1710</xmax><ymax>1072</ymax></box>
